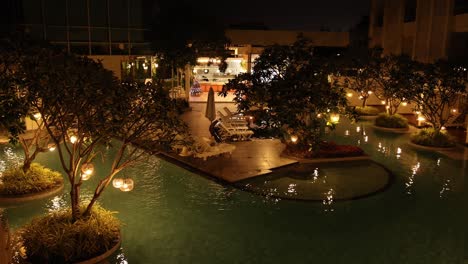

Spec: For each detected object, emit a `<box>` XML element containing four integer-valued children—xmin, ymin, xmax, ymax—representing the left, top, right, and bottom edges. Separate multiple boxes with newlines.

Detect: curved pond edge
<box><xmin>372</xmin><ymin>125</ymin><xmax>410</xmax><ymax>133</ymax></box>
<box><xmin>235</xmin><ymin>159</ymin><xmax>395</xmax><ymax>203</ymax></box>
<box><xmin>0</xmin><ymin>182</ymin><xmax>64</xmax><ymax>205</ymax></box>
<box><xmin>75</xmin><ymin>234</ymin><xmax>121</xmax><ymax>264</ymax></box>
<box><xmin>407</xmin><ymin>141</ymin><xmax>458</xmax><ymax>152</ymax></box>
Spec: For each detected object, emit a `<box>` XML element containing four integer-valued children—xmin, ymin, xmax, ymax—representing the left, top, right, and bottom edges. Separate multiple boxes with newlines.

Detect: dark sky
<box><xmin>208</xmin><ymin>0</ymin><xmax>371</xmax><ymax>31</ymax></box>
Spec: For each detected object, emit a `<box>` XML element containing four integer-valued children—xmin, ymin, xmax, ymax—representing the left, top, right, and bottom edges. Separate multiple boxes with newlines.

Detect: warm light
<box><xmin>81</xmin><ymin>173</ymin><xmax>92</xmax><ymax>181</ymax></box>
<box><xmin>451</xmin><ymin>109</ymin><xmax>457</xmax><ymax>113</ymax></box>
<box><xmin>415</xmin><ymin>111</ymin><xmax>421</xmax><ymax>115</ymax></box>
<box><xmin>249</xmin><ymin>116</ymin><xmax>253</xmax><ymax>120</ymax></box>
<box><xmin>155</xmin><ymin>63</ymin><xmax>159</xmax><ymax>68</ymax></box>
<box><xmin>112</xmin><ymin>178</ymin><xmax>124</xmax><ymax>188</ymax></box>
<box><xmin>381</xmin><ymin>101</ymin><xmax>386</xmax><ymax>105</ymax></box>
<box><xmin>48</xmin><ymin>143</ymin><xmax>56</xmax><ymax>152</ymax></box>
<box><xmin>397</xmin><ymin>148</ymin><xmax>402</xmax><ymax>154</ymax></box>
<box><xmin>192</xmin><ymin>69</ymin><xmax>197</xmax><ymax>73</ymax></box>
<box><xmin>345</xmin><ymin>130</ymin><xmax>349</xmax><ymax>136</ymax></box>
<box><xmin>402</xmin><ymin>102</ymin><xmax>408</xmax><ymax>106</ymax></box>
<box><xmin>70</xmin><ymin>135</ymin><xmax>78</xmax><ymax>144</ymax></box>
<box><xmin>81</xmin><ymin>163</ymin><xmax>94</xmax><ymax>176</ymax></box>
<box><xmin>330</xmin><ymin>114</ymin><xmax>340</xmax><ymax>123</ymax></box>
<box><xmin>417</xmin><ymin>116</ymin><xmax>426</xmax><ymax>121</ymax></box>
<box><xmin>33</xmin><ymin>113</ymin><xmax>41</xmax><ymax>120</ymax></box>
<box><xmin>290</xmin><ymin>135</ymin><xmax>298</xmax><ymax>143</ymax></box>
<box><xmin>364</xmin><ymin>136</ymin><xmax>368</xmax><ymax>142</ymax></box>
<box><xmin>317</xmin><ymin>113</ymin><xmax>322</xmax><ymax>118</ymax></box>
<box><xmin>120</xmin><ymin>179</ymin><xmax>134</xmax><ymax>192</ymax></box>
<box><xmin>356</xmin><ymin>126</ymin><xmax>361</xmax><ymax>133</ymax></box>
<box><xmin>367</xmin><ymin>91</ymin><xmax>373</xmax><ymax>94</ymax></box>
<box><xmin>358</xmin><ymin>96</ymin><xmax>363</xmax><ymax>100</ymax></box>
<box><xmin>346</xmin><ymin>93</ymin><xmax>353</xmax><ymax>98</ymax></box>
<box><xmin>441</xmin><ymin>126</ymin><xmax>446</xmax><ymax>131</ymax></box>
<box><xmin>385</xmin><ymin>105</ymin><xmax>390</xmax><ymax>109</ymax></box>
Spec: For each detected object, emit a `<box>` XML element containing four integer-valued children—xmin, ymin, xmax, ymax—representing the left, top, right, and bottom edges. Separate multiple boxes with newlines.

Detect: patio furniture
<box><xmin>192</xmin><ymin>137</ymin><xmax>236</xmax><ymax>161</ymax></box>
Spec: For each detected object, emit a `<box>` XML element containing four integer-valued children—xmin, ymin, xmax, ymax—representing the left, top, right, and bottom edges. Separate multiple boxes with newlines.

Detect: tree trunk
<box><xmin>22</xmin><ymin>158</ymin><xmax>32</xmax><ymax>173</ymax></box>
<box><xmin>70</xmin><ymin>184</ymin><xmax>81</xmax><ymax>222</ymax></box>
<box><xmin>362</xmin><ymin>97</ymin><xmax>367</xmax><ymax>108</ymax></box>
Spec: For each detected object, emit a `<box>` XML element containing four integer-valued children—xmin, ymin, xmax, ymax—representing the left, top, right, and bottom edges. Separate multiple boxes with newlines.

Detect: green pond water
<box><xmin>1</xmin><ymin>119</ymin><xmax>467</xmax><ymax>264</ymax></box>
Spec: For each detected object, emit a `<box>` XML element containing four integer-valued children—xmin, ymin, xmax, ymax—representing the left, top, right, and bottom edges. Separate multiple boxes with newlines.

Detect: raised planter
<box><xmin>407</xmin><ymin>141</ymin><xmax>457</xmax><ymax>152</ymax></box>
<box><xmin>0</xmin><ymin>182</ymin><xmax>64</xmax><ymax>205</ymax></box>
<box><xmin>75</xmin><ymin>234</ymin><xmax>121</xmax><ymax>264</ymax></box>
<box><xmin>372</xmin><ymin>125</ymin><xmax>410</xmax><ymax>133</ymax></box>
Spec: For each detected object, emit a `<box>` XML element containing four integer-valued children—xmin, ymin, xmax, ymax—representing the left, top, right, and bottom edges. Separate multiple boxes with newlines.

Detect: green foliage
<box><xmin>222</xmin><ymin>36</ymin><xmax>348</xmax><ymax>149</ymax></box>
<box><xmin>0</xmin><ymin>163</ymin><xmax>62</xmax><ymax>195</ymax></box>
<box><xmin>411</xmin><ymin>128</ymin><xmax>455</xmax><ymax>147</ymax></box>
<box><xmin>375</xmin><ymin>113</ymin><xmax>409</xmax><ymax>128</ymax></box>
<box><xmin>410</xmin><ymin>60</ymin><xmax>468</xmax><ymax>130</ymax></box>
<box><xmin>355</xmin><ymin>106</ymin><xmax>380</xmax><ymax>116</ymax></box>
<box><xmin>20</xmin><ymin>205</ymin><xmax>120</xmax><ymax>263</ymax></box>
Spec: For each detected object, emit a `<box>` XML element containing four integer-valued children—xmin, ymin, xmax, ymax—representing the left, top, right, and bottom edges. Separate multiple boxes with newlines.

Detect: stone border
<box><xmin>372</xmin><ymin>125</ymin><xmax>410</xmax><ymax>133</ymax></box>
<box><xmin>0</xmin><ymin>182</ymin><xmax>64</xmax><ymax>205</ymax></box>
<box><xmin>407</xmin><ymin>141</ymin><xmax>457</xmax><ymax>152</ymax></box>
<box><xmin>235</xmin><ymin>159</ymin><xmax>395</xmax><ymax>202</ymax></box>
<box><xmin>286</xmin><ymin>155</ymin><xmax>371</xmax><ymax>164</ymax></box>
<box><xmin>75</xmin><ymin>234</ymin><xmax>121</xmax><ymax>264</ymax></box>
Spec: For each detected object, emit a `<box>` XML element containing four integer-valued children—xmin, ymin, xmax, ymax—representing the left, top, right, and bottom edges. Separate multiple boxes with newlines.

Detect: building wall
<box><xmin>88</xmin><ymin>55</ymin><xmax>129</xmax><ymax>80</ymax></box>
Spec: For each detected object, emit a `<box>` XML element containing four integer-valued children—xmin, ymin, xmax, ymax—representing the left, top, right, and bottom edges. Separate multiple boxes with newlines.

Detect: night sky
<box><xmin>209</xmin><ymin>0</ymin><xmax>371</xmax><ymax>31</ymax></box>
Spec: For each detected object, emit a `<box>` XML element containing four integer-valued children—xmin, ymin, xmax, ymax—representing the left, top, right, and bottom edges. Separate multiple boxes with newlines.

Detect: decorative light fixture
<box><xmin>48</xmin><ymin>143</ymin><xmax>56</xmax><ymax>152</ymax></box>
<box><xmin>69</xmin><ymin>135</ymin><xmax>78</xmax><ymax>144</ymax></box>
<box><xmin>120</xmin><ymin>179</ymin><xmax>134</xmax><ymax>192</ymax></box>
<box><xmin>81</xmin><ymin>173</ymin><xmax>92</xmax><ymax>181</ymax></box>
<box><xmin>346</xmin><ymin>92</ymin><xmax>353</xmax><ymax>97</ymax></box>
<box><xmin>381</xmin><ymin>100</ymin><xmax>386</xmax><ymax>105</ymax></box>
<box><xmin>33</xmin><ymin>113</ymin><xmax>41</xmax><ymax>120</ymax></box>
<box><xmin>112</xmin><ymin>178</ymin><xmax>124</xmax><ymax>188</ymax></box>
<box><xmin>81</xmin><ymin>163</ymin><xmax>94</xmax><ymax>177</ymax></box>
<box><xmin>330</xmin><ymin>114</ymin><xmax>340</xmax><ymax>123</ymax></box>
<box><xmin>290</xmin><ymin>135</ymin><xmax>298</xmax><ymax>143</ymax></box>
<box><xmin>451</xmin><ymin>109</ymin><xmax>457</xmax><ymax>113</ymax></box>
<box><xmin>367</xmin><ymin>91</ymin><xmax>373</xmax><ymax>94</ymax></box>
<box><xmin>203</xmin><ymin>69</ymin><xmax>209</xmax><ymax>74</ymax></box>
<box><xmin>193</xmin><ymin>69</ymin><xmax>197</xmax><ymax>73</ymax></box>
<box><xmin>402</xmin><ymin>102</ymin><xmax>408</xmax><ymax>106</ymax></box>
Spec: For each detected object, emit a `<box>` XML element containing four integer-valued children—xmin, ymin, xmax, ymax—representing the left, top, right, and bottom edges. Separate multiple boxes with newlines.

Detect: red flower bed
<box><xmin>285</xmin><ymin>141</ymin><xmax>365</xmax><ymax>159</ymax></box>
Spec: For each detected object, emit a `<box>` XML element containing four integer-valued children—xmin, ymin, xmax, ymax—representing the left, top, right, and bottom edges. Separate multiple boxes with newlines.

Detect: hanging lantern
<box><xmin>81</xmin><ymin>173</ymin><xmax>92</xmax><ymax>181</ymax></box>
<box><xmin>330</xmin><ymin>114</ymin><xmax>340</xmax><ymax>124</ymax></box>
<box><xmin>48</xmin><ymin>143</ymin><xmax>56</xmax><ymax>151</ymax></box>
<box><xmin>112</xmin><ymin>178</ymin><xmax>124</xmax><ymax>188</ymax></box>
<box><xmin>81</xmin><ymin>162</ymin><xmax>94</xmax><ymax>176</ymax></box>
<box><xmin>69</xmin><ymin>135</ymin><xmax>78</xmax><ymax>144</ymax></box>
<box><xmin>120</xmin><ymin>179</ymin><xmax>134</xmax><ymax>192</ymax></box>
<box><xmin>290</xmin><ymin>135</ymin><xmax>298</xmax><ymax>143</ymax></box>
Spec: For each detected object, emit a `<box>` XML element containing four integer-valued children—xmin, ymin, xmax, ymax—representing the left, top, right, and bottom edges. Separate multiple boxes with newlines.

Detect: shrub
<box><xmin>411</xmin><ymin>128</ymin><xmax>455</xmax><ymax>148</ymax></box>
<box><xmin>173</xmin><ymin>98</ymin><xmax>190</xmax><ymax>114</ymax></box>
<box><xmin>19</xmin><ymin>205</ymin><xmax>120</xmax><ymax>263</ymax></box>
<box><xmin>355</xmin><ymin>106</ymin><xmax>380</xmax><ymax>116</ymax></box>
<box><xmin>374</xmin><ymin>113</ymin><xmax>408</xmax><ymax>128</ymax></box>
<box><xmin>0</xmin><ymin>163</ymin><xmax>63</xmax><ymax>195</ymax></box>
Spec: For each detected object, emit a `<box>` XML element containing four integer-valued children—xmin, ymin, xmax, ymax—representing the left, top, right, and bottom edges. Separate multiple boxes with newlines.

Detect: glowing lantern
<box><xmin>451</xmin><ymin>109</ymin><xmax>457</xmax><ymax>113</ymax></box>
<box><xmin>112</xmin><ymin>178</ymin><xmax>124</xmax><ymax>188</ymax></box>
<box><xmin>346</xmin><ymin>93</ymin><xmax>353</xmax><ymax>98</ymax></box>
<box><xmin>120</xmin><ymin>179</ymin><xmax>134</xmax><ymax>192</ymax></box>
<box><xmin>70</xmin><ymin>135</ymin><xmax>78</xmax><ymax>144</ymax></box>
<box><xmin>33</xmin><ymin>113</ymin><xmax>41</xmax><ymax>120</ymax></box>
<box><xmin>81</xmin><ymin>163</ymin><xmax>94</xmax><ymax>176</ymax></box>
<box><xmin>381</xmin><ymin>101</ymin><xmax>386</xmax><ymax>105</ymax></box>
<box><xmin>330</xmin><ymin>114</ymin><xmax>340</xmax><ymax>124</ymax></box>
<box><xmin>367</xmin><ymin>91</ymin><xmax>373</xmax><ymax>94</ymax></box>
<box><xmin>48</xmin><ymin>143</ymin><xmax>56</xmax><ymax>151</ymax></box>
<box><xmin>290</xmin><ymin>135</ymin><xmax>298</xmax><ymax>143</ymax></box>
<box><xmin>81</xmin><ymin>173</ymin><xmax>92</xmax><ymax>181</ymax></box>
<box><xmin>402</xmin><ymin>102</ymin><xmax>408</xmax><ymax>106</ymax></box>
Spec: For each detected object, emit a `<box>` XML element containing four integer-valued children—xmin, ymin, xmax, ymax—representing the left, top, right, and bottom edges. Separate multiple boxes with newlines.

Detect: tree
<box><xmin>21</xmin><ymin>47</ymin><xmax>187</xmax><ymax>221</ymax></box>
<box><xmin>222</xmin><ymin>36</ymin><xmax>348</xmax><ymax>150</ymax></box>
<box><xmin>412</xmin><ymin>60</ymin><xmax>467</xmax><ymax>132</ymax></box>
<box><xmin>372</xmin><ymin>54</ymin><xmax>418</xmax><ymax>115</ymax></box>
<box><xmin>0</xmin><ymin>37</ymin><xmax>53</xmax><ymax>172</ymax></box>
<box><xmin>342</xmin><ymin>49</ymin><xmax>379</xmax><ymax>107</ymax></box>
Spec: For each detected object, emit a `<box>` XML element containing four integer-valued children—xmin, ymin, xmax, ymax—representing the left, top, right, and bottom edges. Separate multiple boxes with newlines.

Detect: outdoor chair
<box><xmin>192</xmin><ymin>137</ymin><xmax>236</xmax><ymax>161</ymax></box>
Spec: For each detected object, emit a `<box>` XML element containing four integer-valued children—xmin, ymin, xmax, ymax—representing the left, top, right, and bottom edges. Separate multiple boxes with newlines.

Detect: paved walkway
<box><xmin>174</xmin><ymin>102</ymin><xmax>297</xmax><ymax>182</ymax></box>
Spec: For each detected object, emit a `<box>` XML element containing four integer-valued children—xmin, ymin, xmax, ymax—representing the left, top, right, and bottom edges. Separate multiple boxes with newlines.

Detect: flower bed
<box><xmin>285</xmin><ymin>141</ymin><xmax>365</xmax><ymax>159</ymax></box>
<box><xmin>374</xmin><ymin>113</ymin><xmax>408</xmax><ymax>129</ymax></box>
<box><xmin>17</xmin><ymin>205</ymin><xmax>120</xmax><ymax>263</ymax></box>
<box><xmin>410</xmin><ymin>128</ymin><xmax>455</xmax><ymax>148</ymax></box>
<box><xmin>0</xmin><ymin>163</ymin><xmax>63</xmax><ymax>196</ymax></box>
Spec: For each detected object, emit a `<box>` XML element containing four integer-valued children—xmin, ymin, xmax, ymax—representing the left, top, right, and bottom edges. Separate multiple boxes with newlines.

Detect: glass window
<box><xmin>109</xmin><ymin>0</ymin><xmax>128</xmax><ymax>27</ymax></box>
<box><xmin>90</xmin><ymin>0</ymin><xmax>107</xmax><ymax>27</ymax></box>
<box><xmin>45</xmin><ymin>0</ymin><xmax>66</xmax><ymax>26</ymax></box>
<box><xmin>22</xmin><ymin>0</ymin><xmax>43</xmax><ymax>24</ymax></box>
<box><xmin>68</xmin><ymin>1</ymin><xmax>87</xmax><ymax>26</ymax></box>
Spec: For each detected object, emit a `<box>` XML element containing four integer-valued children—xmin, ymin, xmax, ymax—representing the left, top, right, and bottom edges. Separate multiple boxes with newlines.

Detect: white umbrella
<box><xmin>205</xmin><ymin>87</ymin><xmax>216</xmax><ymax>121</ymax></box>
